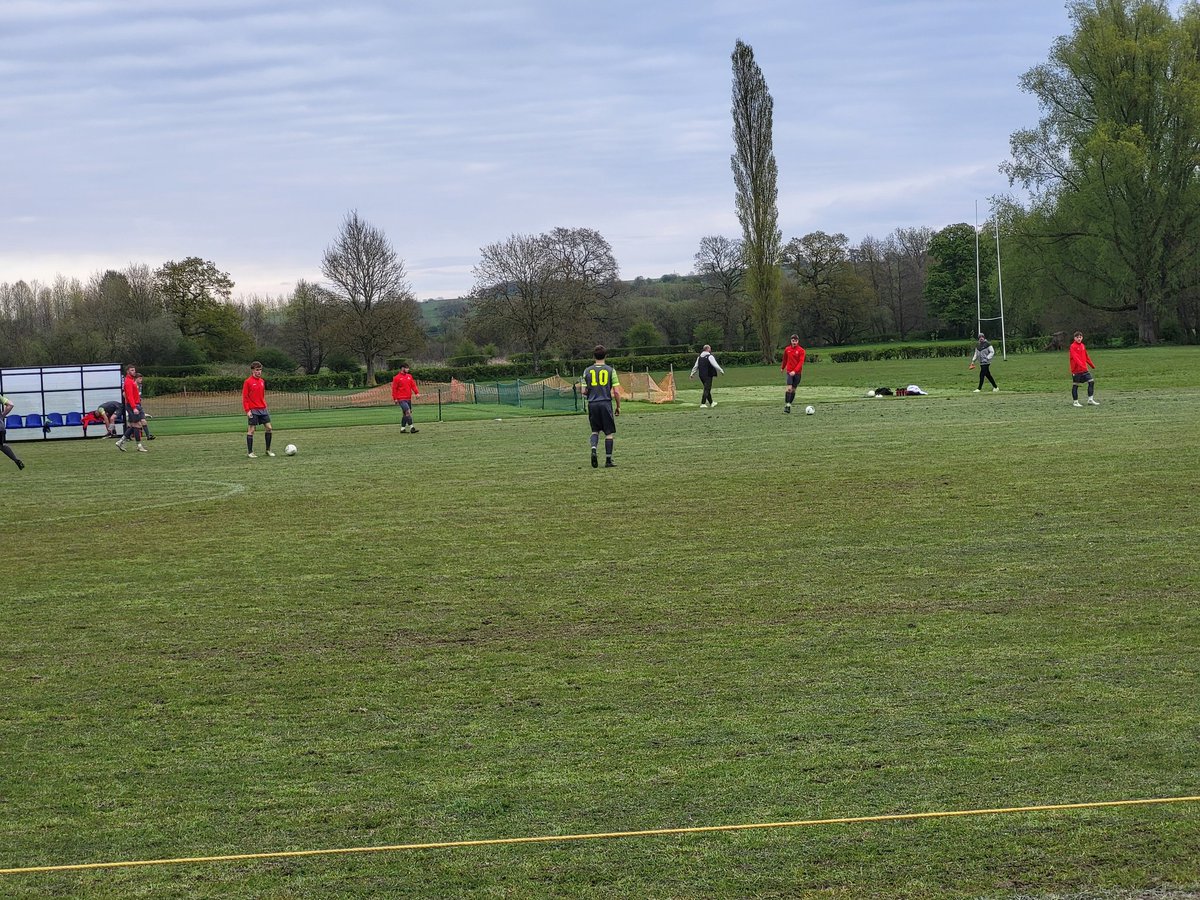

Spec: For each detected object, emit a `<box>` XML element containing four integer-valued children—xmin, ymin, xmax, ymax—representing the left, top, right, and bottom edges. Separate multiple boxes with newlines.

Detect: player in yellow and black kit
<box><xmin>581</xmin><ymin>345</ymin><xmax>621</xmax><ymax>468</ymax></box>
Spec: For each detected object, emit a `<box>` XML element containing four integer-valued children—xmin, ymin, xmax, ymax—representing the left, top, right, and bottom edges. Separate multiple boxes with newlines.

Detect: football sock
<box><xmin>605</xmin><ymin>438</ymin><xmax>613</xmax><ymax>458</ymax></box>
<box><xmin>591</xmin><ymin>434</ymin><xmax>599</xmax><ymax>450</ymax></box>
<box><xmin>1072</xmin><ymin>386</ymin><xmax>1079</xmax><ymax>400</ymax></box>
<box><xmin>247</xmin><ymin>435</ymin><xmax>254</xmax><ymax>453</ymax></box>
<box><xmin>265</xmin><ymin>432</ymin><xmax>272</xmax><ymax>451</ymax></box>
<box><xmin>1</xmin><ymin>444</ymin><xmax>19</xmax><ymax>465</ymax></box>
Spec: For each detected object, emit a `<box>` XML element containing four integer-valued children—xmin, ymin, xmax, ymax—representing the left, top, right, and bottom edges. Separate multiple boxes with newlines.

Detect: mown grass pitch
<box><xmin>3</xmin><ymin>349</ymin><xmax>1199</xmax><ymax>898</ymax></box>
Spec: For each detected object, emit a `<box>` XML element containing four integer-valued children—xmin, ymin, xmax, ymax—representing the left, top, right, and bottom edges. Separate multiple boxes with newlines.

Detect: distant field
<box><xmin>2</xmin><ymin>346</ymin><xmax>1198</xmax><ymax>898</ymax></box>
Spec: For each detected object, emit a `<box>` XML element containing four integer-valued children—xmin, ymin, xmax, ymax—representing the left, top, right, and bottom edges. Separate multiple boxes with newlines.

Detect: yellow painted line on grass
<box><xmin>3</xmin><ymin>795</ymin><xmax>1198</xmax><ymax>876</ymax></box>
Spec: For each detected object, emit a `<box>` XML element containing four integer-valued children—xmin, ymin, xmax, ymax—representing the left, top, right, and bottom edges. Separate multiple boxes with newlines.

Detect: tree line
<box><xmin>4</xmin><ymin>1</ymin><xmax>1198</xmax><ymax>378</ymax></box>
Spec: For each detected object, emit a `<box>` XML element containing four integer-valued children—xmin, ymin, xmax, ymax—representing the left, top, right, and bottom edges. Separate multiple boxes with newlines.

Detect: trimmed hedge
<box><xmin>828</xmin><ymin>337</ymin><xmax>1052</xmax><ymax>363</ymax></box>
<box><xmin>137</xmin><ymin>364</ymin><xmax>212</xmax><ymax>377</ymax></box>
<box><xmin>141</xmin><ymin>372</ymin><xmax>365</xmax><ymax>396</ymax></box>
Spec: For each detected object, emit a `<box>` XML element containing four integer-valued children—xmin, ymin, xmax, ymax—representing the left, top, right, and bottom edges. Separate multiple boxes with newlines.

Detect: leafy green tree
<box><xmin>193</xmin><ymin>303</ymin><xmax>255</xmax><ymax>361</ymax></box>
<box><xmin>693</xmin><ymin>320</ymin><xmax>724</xmax><ymax>348</ymax></box>
<box><xmin>925</xmin><ymin>224</ymin><xmax>993</xmax><ymax>336</ymax></box>
<box><xmin>322</xmin><ymin>211</ymin><xmax>424</xmax><ymax>384</ymax></box>
<box><xmin>731</xmin><ymin>40</ymin><xmax>782</xmax><ymax>363</ymax></box>
<box><xmin>782</xmin><ymin>231</ymin><xmax>874</xmax><ymax>345</ymax></box>
<box><xmin>1004</xmin><ymin>0</ymin><xmax>1200</xmax><ymax>343</ymax></box>
<box><xmin>624</xmin><ymin>320</ymin><xmax>665</xmax><ymax>348</ymax></box>
<box><xmin>154</xmin><ymin>257</ymin><xmax>235</xmax><ymax>339</ymax></box>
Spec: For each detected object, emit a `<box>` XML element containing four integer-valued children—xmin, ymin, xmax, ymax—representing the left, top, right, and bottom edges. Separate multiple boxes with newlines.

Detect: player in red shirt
<box><xmin>115</xmin><ymin>365</ymin><xmax>148</xmax><ymax>452</ymax></box>
<box><xmin>391</xmin><ymin>364</ymin><xmax>420</xmax><ymax>433</ymax></box>
<box><xmin>242</xmin><ymin>361</ymin><xmax>275</xmax><ymax>457</ymax></box>
<box><xmin>780</xmin><ymin>334</ymin><xmax>806</xmax><ymax>413</ymax></box>
<box><xmin>1069</xmin><ymin>331</ymin><xmax>1099</xmax><ymax>407</ymax></box>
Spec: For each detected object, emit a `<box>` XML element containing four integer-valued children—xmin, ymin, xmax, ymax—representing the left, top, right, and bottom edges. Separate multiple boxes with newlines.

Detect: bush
<box><xmin>326</xmin><ymin>351</ymin><xmax>361</xmax><ymax>374</ymax></box>
<box><xmin>254</xmin><ymin>347</ymin><xmax>299</xmax><ymax>373</ymax></box>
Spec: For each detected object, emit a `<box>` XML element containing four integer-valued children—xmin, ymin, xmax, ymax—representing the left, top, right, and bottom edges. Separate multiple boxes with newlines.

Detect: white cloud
<box><xmin>0</xmin><ymin>0</ymin><xmax>1073</xmax><ymax>299</ymax></box>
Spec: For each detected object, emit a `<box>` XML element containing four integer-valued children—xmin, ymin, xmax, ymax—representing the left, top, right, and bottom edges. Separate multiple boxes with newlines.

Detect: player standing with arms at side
<box><xmin>781</xmin><ymin>334</ymin><xmax>806</xmax><ymax>413</ymax></box>
<box><xmin>391</xmin><ymin>363</ymin><xmax>420</xmax><ymax>433</ymax></box>
<box><xmin>243</xmin><ymin>361</ymin><xmax>275</xmax><ymax>457</ymax></box>
<box><xmin>115</xmin><ymin>365</ymin><xmax>148</xmax><ymax>452</ymax></box>
<box><xmin>1</xmin><ymin>394</ymin><xmax>26</xmax><ymax>470</ymax></box>
<box><xmin>582</xmin><ymin>345</ymin><xmax>621</xmax><ymax>468</ymax></box>
<box><xmin>1069</xmin><ymin>331</ymin><xmax>1099</xmax><ymax>407</ymax></box>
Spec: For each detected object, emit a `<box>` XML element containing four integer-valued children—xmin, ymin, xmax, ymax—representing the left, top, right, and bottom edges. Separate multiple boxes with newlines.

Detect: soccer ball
<box><xmin>867</xmin><ymin>390</ymin><xmax>876</xmax><ymax>398</ymax></box>
<box><xmin>805</xmin><ymin>405</ymin><xmax>815</xmax><ymax>415</ymax></box>
<box><xmin>284</xmin><ymin>444</ymin><xmax>297</xmax><ymax>456</ymax></box>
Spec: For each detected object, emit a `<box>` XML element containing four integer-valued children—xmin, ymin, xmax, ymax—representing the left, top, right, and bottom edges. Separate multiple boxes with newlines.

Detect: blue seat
<box><xmin>47</xmin><ymin>413</ymin><xmax>64</xmax><ymax>427</ymax></box>
<box><xmin>24</xmin><ymin>413</ymin><xmax>42</xmax><ymax>428</ymax></box>
<box><xmin>65</xmin><ymin>412</ymin><xmax>83</xmax><ymax>426</ymax></box>
<box><xmin>4</xmin><ymin>414</ymin><xmax>20</xmax><ymax>429</ymax></box>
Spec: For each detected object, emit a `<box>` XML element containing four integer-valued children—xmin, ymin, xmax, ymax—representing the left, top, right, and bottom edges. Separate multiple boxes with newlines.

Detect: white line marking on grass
<box><xmin>2</xmin><ymin>795</ymin><xmax>1197</xmax><ymax>876</ymax></box>
<box><xmin>14</xmin><ymin>479</ymin><xmax>247</xmax><ymax>524</ymax></box>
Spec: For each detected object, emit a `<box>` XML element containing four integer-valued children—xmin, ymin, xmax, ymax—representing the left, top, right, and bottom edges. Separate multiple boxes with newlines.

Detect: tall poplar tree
<box><xmin>731</xmin><ymin>39</ymin><xmax>782</xmax><ymax>363</ymax></box>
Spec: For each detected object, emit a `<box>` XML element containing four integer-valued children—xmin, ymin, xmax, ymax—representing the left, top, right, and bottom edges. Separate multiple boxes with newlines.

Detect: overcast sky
<box><xmin>1</xmin><ymin>1</ymin><xmax>1076</xmax><ymax>301</ymax></box>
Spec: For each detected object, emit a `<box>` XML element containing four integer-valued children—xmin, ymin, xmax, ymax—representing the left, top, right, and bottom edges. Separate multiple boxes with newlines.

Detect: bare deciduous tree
<box><xmin>322</xmin><ymin>210</ymin><xmax>424</xmax><ymax>384</ymax></box>
<box><xmin>284</xmin><ymin>279</ymin><xmax>337</xmax><ymax>375</ymax></box>
<box><xmin>693</xmin><ymin>235</ymin><xmax>746</xmax><ymax>349</ymax></box>
<box><xmin>469</xmin><ymin>227</ymin><xmax>619</xmax><ymax>371</ymax></box>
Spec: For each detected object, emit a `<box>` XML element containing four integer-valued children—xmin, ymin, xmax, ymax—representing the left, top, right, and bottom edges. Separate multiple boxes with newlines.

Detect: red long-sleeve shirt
<box><xmin>391</xmin><ymin>372</ymin><xmax>419</xmax><ymax>402</ymax></box>
<box><xmin>781</xmin><ymin>344</ymin><xmax>806</xmax><ymax>375</ymax></box>
<box><xmin>1068</xmin><ymin>341</ymin><xmax>1095</xmax><ymax>375</ymax></box>
<box><xmin>242</xmin><ymin>375</ymin><xmax>267</xmax><ymax>412</ymax></box>
<box><xmin>123</xmin><ymin>374</ymin><xmax>141</xmax><ymax>408</ymax></box>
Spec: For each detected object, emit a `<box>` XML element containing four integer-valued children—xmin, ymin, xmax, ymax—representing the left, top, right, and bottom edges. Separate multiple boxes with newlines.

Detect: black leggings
<box><xmin>1</xmin><ymin>431</ymin><xmax>21</xmax><ymax>466</ymax></box>
<box><xmin>978</xmin><ymin>365</ymin><xmax>997</xmax><ymax>389</ymax></box>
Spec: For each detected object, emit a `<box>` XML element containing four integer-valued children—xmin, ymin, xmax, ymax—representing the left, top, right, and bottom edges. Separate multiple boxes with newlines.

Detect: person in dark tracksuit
<box><xmin>690</xmin><ymin>344</ymin><xmax>725</xmax><ymax>408</ymax></box>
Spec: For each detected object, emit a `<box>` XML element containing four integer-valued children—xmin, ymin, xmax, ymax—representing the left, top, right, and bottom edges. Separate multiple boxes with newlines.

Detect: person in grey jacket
<box><xmin>969</xmin><ymin>333</ymin><xmax>998</xmax><ymax>392</ymax></box>
<box><xmin>690</xmin><ymin>345</ymin><xmax>725</xmax><ymax>408</ymax></box>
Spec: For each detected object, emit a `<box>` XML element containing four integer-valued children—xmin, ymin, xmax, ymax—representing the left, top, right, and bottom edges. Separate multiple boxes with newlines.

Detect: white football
<box><xmin>867</xmin><ymin>390</ymin><xmax>876</xmax><ymax>398</ymax></box>
<box><xmin>284</xmin><ymin>444</ymin><xmax>297</xmax><ymax>456</ymax></box>
<box><xmin>805</xmin><ymin>405</ymin><xmax>815</xmax><ymax>415</ymax></box>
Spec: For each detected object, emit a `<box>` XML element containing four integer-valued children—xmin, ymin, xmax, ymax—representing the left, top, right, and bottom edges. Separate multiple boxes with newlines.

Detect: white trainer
<box><xmin>267</xmin><ymin>450</ymin><xmax>276</xmax><ymax>457</ymax></box>
<box><xmin>973</xmin><ymin>388</ymin><xmax>981</xmax><ymax>393</ymax></box>
<box><xmin>1073</xmin><ymin>400</ymin><xmax>1083</xmax><ymax>407</ymax></box>
<box><xmin>136</xmin><ymin>444</ymin><xmax>148</xmax><ymax>452</ymax></box>
<box><xmin>1087</xmin><ymin>397</ymin><xmax>1100</xmax><ymax>406</ymax></box>
<box><xmin>709</xmin><ymin>400</ymin><xmax>717</xmax><ymax>407</ymax></box>
<box><xmin>247</xmin><ymin>452</ymin><xmax>257</xmax><ymax>458</ymax></box>
<box><xmin>992</xmin><ymin>388</ymin><xmax>999</xmax><ymax>392</ymax></box>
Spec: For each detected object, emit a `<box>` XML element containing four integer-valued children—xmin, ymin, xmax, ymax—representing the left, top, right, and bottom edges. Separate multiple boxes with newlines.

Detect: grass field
<box><xmin>3</xmin><ymin>348</ymin><xmax>1199</xmax><ymax>898</ymax></box>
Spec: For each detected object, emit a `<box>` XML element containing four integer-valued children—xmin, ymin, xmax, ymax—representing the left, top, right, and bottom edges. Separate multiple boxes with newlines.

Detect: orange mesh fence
<box><xmin>142</xmin><ymin>371</ymin><xmax>673</xmax><ymax>419</ymax></box>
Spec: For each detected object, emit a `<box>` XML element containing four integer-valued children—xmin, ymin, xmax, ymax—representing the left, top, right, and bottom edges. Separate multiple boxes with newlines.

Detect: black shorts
<box><xmin>247</xmin><ymin>409</ymin><xmax>271</xmax><ymax>426</ymax></box>
<box><xmin>1071</xmin><ymin>372</ymin><xmax>1094</xmax><ymax>384</ymax></box>
<box><xmin>587</xmin><ymin>402</ymin><xmax>616</xmax><ymax>435</ymax></box>
<box><xmin>786</xmin><ymin>372</ymin><xmax>803</xmax><ymax>388</ymax></box>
